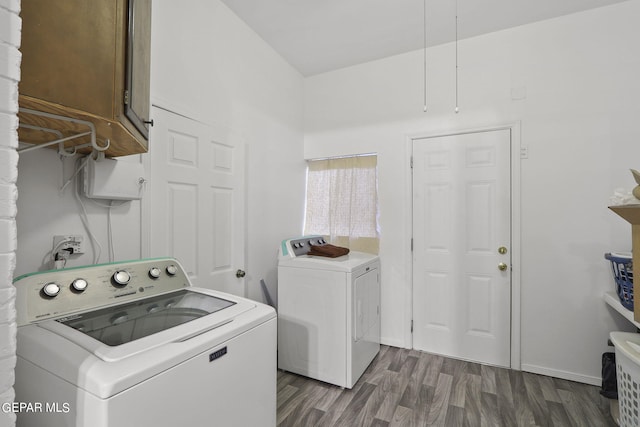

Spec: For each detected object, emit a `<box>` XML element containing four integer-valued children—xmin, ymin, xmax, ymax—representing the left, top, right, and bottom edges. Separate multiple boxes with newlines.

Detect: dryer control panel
<box><xmin>279</xmin><ymin>235</ymin><xmax>328</xmax><ymax>258</ymax></box>
<box><xmin>14</xmin><ymin>258</ymin><xmax>190</xmax><ymax>326</ymax></box>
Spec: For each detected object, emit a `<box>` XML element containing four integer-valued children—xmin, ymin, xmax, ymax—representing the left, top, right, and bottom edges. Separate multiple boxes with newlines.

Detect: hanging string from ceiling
<box><xmin>455</xmin><ymin>0</ymin><xmax>460</xmax><ymax>113</ymax></box>
<box><xmin>423</xmin><ymin>0</ymin><xmax>427</xmax><ymax>112</ymax></box>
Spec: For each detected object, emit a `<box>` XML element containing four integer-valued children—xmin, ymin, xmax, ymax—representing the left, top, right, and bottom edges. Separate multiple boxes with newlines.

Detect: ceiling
<box><xmin>220</xmin><ymin>0</ymin><xmax>629</xmax><ymax>76</ymax></box>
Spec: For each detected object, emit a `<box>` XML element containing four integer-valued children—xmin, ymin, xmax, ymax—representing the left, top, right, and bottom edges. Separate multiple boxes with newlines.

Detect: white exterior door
<box><xmin>143</xmin><ymin>106</ymin><xmax>246</xmax><ymax>296</ymax></box>
<box><xmin>412</xmin><ymin>129</ymin><xmax>511</xmax><ymax>367</ymax></box>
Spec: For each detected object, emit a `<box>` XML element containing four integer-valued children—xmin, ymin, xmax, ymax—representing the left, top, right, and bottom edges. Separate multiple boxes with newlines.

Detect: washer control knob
<box><xmin>148</xmin><ymin>267</ymin><xmax>161</xmax><ymax>279</ymax></box>
<box><xmin>71</xmin><ymin>279</ymin><xmax>88</xmax><ymax>292</ymax></box>
<box><xmin>112</xmin><ymin>270</ymin><xmax>131</xmax><ymax>286</ymax></box>
<box><xmin>166</xmin><ymin>265</ymin><xmax>178</xmax><ymax>276</ymax></box>
<box><xmin>42</xmin><ymin>282</ymin><xmax>61</xmax><ymax>297</ymax></box>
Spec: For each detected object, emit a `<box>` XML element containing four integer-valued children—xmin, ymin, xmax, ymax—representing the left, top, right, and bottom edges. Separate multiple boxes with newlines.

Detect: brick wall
<box><xmin>0</xmin><ymin>0</ymin><xmax>20</xmax><ymax>426</ymax></box>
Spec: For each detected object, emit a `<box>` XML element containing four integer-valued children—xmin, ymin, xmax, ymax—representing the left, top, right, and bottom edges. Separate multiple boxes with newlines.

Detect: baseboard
<box><xmin>521</xmin><ymin>363</ymin><xmax>601</xmax><ymax>387</ymax></box>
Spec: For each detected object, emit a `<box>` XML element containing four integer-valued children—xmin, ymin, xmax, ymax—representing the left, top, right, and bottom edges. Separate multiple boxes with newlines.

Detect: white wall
<box><xmin>150</xmin><ymin>0</ymin><xmax>305</xmax><ymax>304</ymax></box>
<box><xmin>304</xmin><ymin>1</ymin><xmax>640</xmax><ymax>384</ymax></box>
<box><xmin>0</xmin><ymin>1</ymin><xmax>19</xmax><ymax>425</ymax></box>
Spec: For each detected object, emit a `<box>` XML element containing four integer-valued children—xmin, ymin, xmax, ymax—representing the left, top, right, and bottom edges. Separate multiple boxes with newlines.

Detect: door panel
<box><xmin>145</xmin><ymin>107</ymin><xmax>246</xmax><ymax>296</ymax></box>
<box><xmin>412</xmin><ymin>129</ymin><xmax>511</xmax><ymax>367</ymax></box>
<box><xmin>167</xmin><ymin>183</ymin><xmax>198</xmax><ymax>277</ymax></box>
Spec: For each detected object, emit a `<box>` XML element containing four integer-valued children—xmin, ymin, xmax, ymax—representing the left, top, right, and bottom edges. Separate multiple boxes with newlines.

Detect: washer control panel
<box><xmin>14</xmin><ymin>258</ymin><xmax>190</xmax><ymax>326</ymax></box>
<box><xmin>280</xmin><ymin>235</ymin><xmax>328</xmax><ymax>258</ymax></box>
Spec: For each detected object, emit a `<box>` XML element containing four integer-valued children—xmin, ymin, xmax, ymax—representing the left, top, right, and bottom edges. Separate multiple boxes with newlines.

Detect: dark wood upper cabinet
<box><xmin>18</xmin><ymin>0</ymin><xmax>152</xmax><ymax>157</ymax></box>
<box><xmin>124</xmin><ymin>0</ymin><xmax>152</xmax><ymax>140</ymax></box>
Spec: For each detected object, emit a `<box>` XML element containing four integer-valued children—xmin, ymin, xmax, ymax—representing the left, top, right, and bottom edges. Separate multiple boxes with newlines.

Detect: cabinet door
<box><xmin>20</xmin><ymin>0</ymin><xmax>118</xmax><ymax>118</ymax></box>
<box><xmin>124</xmin><ymin>0</ymin><xmax>152</xmax><ymax>139</ymax></box>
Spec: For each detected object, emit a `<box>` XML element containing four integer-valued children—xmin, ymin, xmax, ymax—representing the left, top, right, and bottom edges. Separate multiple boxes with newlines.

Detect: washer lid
<box><xmin>34</xmin><ymin>288</ymin><xmax>258</xmax><ymax>363</ymax></box>
<box><xmin>56</xmin><ymin>289</ymin><xmax>236</xmax><ymax>347</ymax></box>
<box><xmin>278</xmin><ymin>251</ymin><xmax>379</xmax><ymax>272</ymax></box>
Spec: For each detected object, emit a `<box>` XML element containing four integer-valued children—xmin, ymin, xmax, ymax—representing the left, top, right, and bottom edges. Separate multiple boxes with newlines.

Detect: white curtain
<box><xmin>304</xmin><ymin>155</ymin><xmax>379</xmax><ymax>254</ymax></box>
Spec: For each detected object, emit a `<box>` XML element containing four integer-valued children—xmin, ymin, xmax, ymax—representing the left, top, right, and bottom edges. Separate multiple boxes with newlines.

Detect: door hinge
<box><xmin>411</xmin><ymin>319</ymin><xmax>414</xmax><ymax>333</ymax></box>
<box><xmin>411</xmin><ymin>238</ymin><xmax>413</xmax><ymax>251</ymax></box>
<box><xmin>123</xmin><ymin>90</ymin><xmax>130</xmax><ymax>105</ymax></box>
<box><xmin>410</xmin><ymin>156</ymin><xmax>413</xmax><ymax>169</ymax></box>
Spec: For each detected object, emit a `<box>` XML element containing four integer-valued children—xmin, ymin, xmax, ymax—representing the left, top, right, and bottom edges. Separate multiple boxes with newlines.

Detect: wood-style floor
<box><xmin>277</xmin><ymin>345</ymin><xmax>617</xmax><ymax>427</ymax></box>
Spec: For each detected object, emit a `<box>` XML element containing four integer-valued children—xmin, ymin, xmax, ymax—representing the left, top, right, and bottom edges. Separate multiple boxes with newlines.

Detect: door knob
<box><xmin>498</xmin><ymin>262</ymin><xmax>508</xmax><ymax>271</ymax></box>
<box><xmin>498</xmin><ymin>246</ymin><xmax>508</xmax><ymax>254</ymax></box>
<box><xmin>236</xmin><ymin>269</ymin><xmax>246</xmax><ymax>278</ymax></box>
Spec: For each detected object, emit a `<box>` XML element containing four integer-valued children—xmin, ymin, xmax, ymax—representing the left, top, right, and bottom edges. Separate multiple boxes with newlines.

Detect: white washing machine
<box><xmin>277</xmin><ymin>236</ymin><xmax>380</xmax><ymax>388</ymax></box>
<box><xmin>13</xmin><ymin>258</ymin><xmax>276</xmax><ymax>427</ymax></box>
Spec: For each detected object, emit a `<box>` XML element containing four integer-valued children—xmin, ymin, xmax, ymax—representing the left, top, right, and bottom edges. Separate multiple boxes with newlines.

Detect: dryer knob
<box><xmin>42</xmin><ymin>282</ymin><xmax>61</xmax><ymax>297</ymax></box>
<box><xmin>148</xmin><ymin>267</ymin><xmax>161</xmax><ymax>279</ymax></box>
<box><xmin>112</xmin><ymin>270</ymin><xmax>131</xmax><ymax>286</ymax></box>
<box><xmin>166</xmin><ymin>265</ymin><xmax>178</xmax><ymax>276</ymax></box>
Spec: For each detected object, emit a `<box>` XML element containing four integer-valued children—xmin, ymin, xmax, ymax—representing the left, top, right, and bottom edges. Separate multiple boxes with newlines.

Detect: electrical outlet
<box><xmin>53</xmin><ymin>235</ymin><xmax>84</xmax><ymax>255</ymax></box>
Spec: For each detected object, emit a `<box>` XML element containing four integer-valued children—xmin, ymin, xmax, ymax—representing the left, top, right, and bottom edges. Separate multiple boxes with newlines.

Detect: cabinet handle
<box><xmin>143</xmin><ymin>119</ymin><xmax>154</xmax><ymax>127</ymax></box>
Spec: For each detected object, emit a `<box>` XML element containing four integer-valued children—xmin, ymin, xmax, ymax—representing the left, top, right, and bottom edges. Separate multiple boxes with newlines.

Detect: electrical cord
<box><xmin>74</xmin><ymin>154</ymin><xmax>103</xmax><ymax>264</ymax></box>
<box><xmin>107</xmin><ymin>201</ymin><xmax>114</xmax><ymax>262</ymax></box>
<box><xmin>60</xmin><ymin>154</ymin><xmax>91</xmax><ymax>194</ymax></box>
<box><xmin>53</xmin><ymin>248</ymin><xmax>73</xmax><ymax>269</ymax></box>
<box><xmin>49</xmin><ymin>238</ymin><xmax>75</xmax><ymax>269</ymax></box>
<box><xmin>94</xmin><ymin>198</ymin><xmax>128</xmax><ymax>263</ymax></box>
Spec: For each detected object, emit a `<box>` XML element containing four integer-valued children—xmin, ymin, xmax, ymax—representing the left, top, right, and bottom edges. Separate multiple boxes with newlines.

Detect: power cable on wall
<box><xmin>73</xmin><ymin>154</ymin><xmax>103</xmax><ymax>265</ymax></box>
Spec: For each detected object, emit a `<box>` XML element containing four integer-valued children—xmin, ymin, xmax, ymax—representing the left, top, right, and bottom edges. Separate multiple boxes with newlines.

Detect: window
<box><xmin>303</xmin><ymin>155</ymin><xmax>379</xmax><ymax>254</ymax></box>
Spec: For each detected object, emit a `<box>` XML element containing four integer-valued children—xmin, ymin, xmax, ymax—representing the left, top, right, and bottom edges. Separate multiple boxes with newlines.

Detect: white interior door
<box><xmin>143</xmin><ymin>106</ymin><xmax>246</xmax><ymax>296</ymax></box>
<box><xmin>412</xmin><ymin>129</ymin><xmax>511</xmax><ymax>367</ymax></box>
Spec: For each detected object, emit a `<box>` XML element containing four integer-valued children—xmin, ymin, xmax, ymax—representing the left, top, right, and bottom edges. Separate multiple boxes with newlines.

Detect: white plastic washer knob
<box><xmin>71</xmin><ymin>279</ymin><xmax>88</xmax><ymax>292</ymax></box>
<box><xmin>43</xmin><ymin>282</ymin><xmax>61</xmax><ymax>297</ymax></box>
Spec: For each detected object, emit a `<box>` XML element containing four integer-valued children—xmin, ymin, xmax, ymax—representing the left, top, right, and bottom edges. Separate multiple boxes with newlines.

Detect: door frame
<box><xmin>405</xmin><ymin>122</ymin><xmax>522</xmax><ymax>370</ymax></box>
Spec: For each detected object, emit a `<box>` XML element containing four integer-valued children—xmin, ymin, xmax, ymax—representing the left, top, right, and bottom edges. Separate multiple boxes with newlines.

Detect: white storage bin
<box><xmin>611</xmin><ymin>332</ymin><xmax>640</xmax><ymax>426</ymax></box>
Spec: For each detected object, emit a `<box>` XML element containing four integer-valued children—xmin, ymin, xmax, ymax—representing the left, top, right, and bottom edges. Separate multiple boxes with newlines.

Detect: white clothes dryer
<box><xmin>277</xmin><ymin>236</ymin><xmax>380</xmax><ymax>388</ymax></box>
<box><xmin>13</xmin><ymin>258</ymin><xmax>276</xmax><ymax>427</ymax></box>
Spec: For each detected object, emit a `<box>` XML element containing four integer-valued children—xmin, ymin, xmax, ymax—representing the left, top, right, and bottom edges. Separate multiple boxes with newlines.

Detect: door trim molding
<box><xmin>406</xmin><ymin>122</ymin><xmax>522</xmax><ymax>370</ymax></box>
